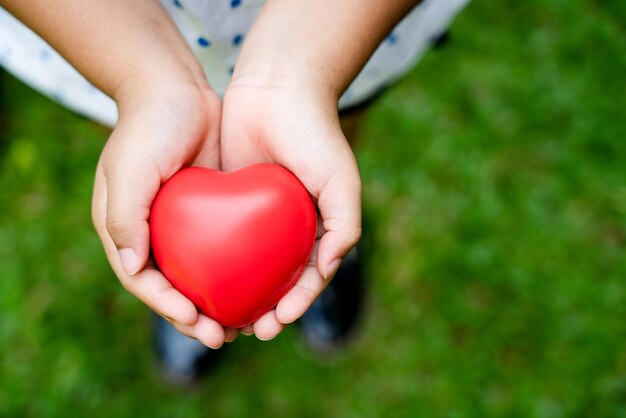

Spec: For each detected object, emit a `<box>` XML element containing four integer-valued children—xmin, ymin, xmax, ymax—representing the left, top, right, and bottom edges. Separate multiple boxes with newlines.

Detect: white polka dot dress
<box><xmin>0</xmin><ymin>0</ymin><xmax>469</xmax><ymax>127</ymax></box>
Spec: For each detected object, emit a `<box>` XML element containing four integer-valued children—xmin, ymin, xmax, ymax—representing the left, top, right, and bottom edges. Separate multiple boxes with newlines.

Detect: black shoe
<box><xmin>153</xmin><ymin>314</ymin><xmax>221</xmax><ymax>386</ymax></box>
<box><xmin>298</xmin><ymin>247</ymin><xmax>365</xmax><ymax>353</ymax></box>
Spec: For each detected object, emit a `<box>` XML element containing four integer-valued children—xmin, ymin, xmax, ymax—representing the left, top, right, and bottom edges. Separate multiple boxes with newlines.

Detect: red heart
<box><xmin>149</xmin><ymin>163</ymin><xmax>317</xmax><ymax>328</ymax></box>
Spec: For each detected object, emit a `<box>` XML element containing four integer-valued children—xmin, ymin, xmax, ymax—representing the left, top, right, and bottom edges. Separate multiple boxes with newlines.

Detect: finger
<box><xmin>240</xmin><ymin>325</ymin><xmax>254</xmax><ymax>336</ymax></box>
<box><xmin>101</xmin><ymin>139</ymin><xmax>161</xmax><ymax>276</ymax></box>
<box><xmin>93</xmin><ymin>167</ymin><xmax>198</xmax><ymax>326</ymax></box>
<box><xmin>224</xmin><ymin>327</ymin><xmax>239</xmax><ymax>343</ymax></box>
<box><xmin>121</xmin><ymin>268</ymin><xmax>199</xmax><ymax>326</ymax></box>
<box><xmin>170</xmin><ymin>313</ymin><xmax>226</xmax><ymax>349</ymax></box>
<box><xmin>275</xmin><ymin>264</ymin><xmax>329</xmax><ymax>325</ymax></box>
<box><xmin>316</xmin><ymin>162</ymin><xmax>362</xmax><ymax>279</ymax></box>
<box><xmin>253</xmin><ymin>309</ymin><xmax>285</xmax><ymax>341</ymax></box>
<box><xmin>275</xmin><ymin>240</ymin><xmax>321</xmax><ymax>324</ymax></box>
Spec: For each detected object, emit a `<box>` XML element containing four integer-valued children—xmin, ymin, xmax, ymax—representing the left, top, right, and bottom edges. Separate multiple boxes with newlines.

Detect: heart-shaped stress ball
<box><xmin>149</xmin><ymin>163</ymin><xmax>317</xmax><ymax>328</ymax></box>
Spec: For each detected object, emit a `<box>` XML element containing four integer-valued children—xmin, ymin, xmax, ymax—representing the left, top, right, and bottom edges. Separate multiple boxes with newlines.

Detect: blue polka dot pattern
<box><xmin>0</xmin><ymin>0</ymin><xmax>469</xmax><ymax>125</ymax></box>
<box><xmin>197</xmin><ymin>37</ymin><xmax>211</xmax><ymax>47</ymax></box>
<box><xmin>40</xmin><ymin>49</ymin><xmax>51</xmax><ymax>61</ymax></box>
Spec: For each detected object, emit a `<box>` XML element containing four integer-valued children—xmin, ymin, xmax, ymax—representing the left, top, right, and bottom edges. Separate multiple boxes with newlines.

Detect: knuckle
<box><xmin>347</xmin><ymin>227</ymin><xmax>363</xmax><ymax>247</ymax></box>
<box><xmin>105</xmin><ymin>213</ymin><xmax>131</xmax><ymax>243</ymax></box>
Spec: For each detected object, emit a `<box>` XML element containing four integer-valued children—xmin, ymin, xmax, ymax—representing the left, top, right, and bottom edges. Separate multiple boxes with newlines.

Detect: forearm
<box><xmin>232</xmin><ymin>0</ymin><xmax>419</xmax><ymax>100</ymax></box>
<box><xmin>0</xmin><ymin>0</ymin><xmax>207</xmax><ymax>101</ymax></box>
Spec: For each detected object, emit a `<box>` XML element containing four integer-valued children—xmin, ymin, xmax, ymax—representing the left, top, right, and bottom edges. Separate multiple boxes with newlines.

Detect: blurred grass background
<box><xmin>1</xmin><ymin>1</ymin><xmax>626</xmax><ymax>416</ymax></box>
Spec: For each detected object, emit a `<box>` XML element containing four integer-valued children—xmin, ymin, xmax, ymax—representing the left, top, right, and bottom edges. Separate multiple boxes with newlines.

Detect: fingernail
<box><xmin>119</xmin><ymin>248</ymin><xmax>140</xmax><ymax>275</ymax></box>
<box><xmin>324</xmin><ymin>258</ymin><xmax>342</xmax><ymax>280</ymax></box>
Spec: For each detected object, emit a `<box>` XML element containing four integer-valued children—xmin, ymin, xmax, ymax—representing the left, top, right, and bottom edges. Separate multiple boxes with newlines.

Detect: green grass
<box><xmin>1</xmin><ymin>1</ymin><xmax>625</xmax><ymax>416</ymax></box>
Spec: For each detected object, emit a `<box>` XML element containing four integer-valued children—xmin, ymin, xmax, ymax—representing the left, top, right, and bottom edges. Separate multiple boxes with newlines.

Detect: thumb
<box><xmin>316</xmin><ymin>161</ymin><xmax>362</xmax><ymax>280</ymax></box>
<box><xmin>104</xmin><ymin>156</ymin><xmax>161</xmax><ymax>276</ymax></box>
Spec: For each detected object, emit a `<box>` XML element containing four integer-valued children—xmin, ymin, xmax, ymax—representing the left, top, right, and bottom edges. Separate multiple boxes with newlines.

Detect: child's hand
<box><xmin>4</xmin><ymin>0</ymin><xmax>418</xmax><ymax>345</ymax></box>
<box><xmin>2</xmin><ymin>0</ymin><xmax>242</xmax><ymax>346</ymax></box>
<box><xmin>91</xmin><ymin>79</ymin><xmax>238</xmax><ymax>347</ymax></box>
<box><xmin>220</xmin><ymin>76</ymin><xmax>362</xmax><ymax>340</ymax></box>
<box><xmin>219</xmin><ymin>0</ymin><xmax>417</xmax><ymax>340</ymax></box>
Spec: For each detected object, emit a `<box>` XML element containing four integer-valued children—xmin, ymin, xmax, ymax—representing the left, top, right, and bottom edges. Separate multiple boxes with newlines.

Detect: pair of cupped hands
<box><xmin>91</xmin><ymin>71</ymin><xmax>362</xmax><ymax>348</ymax></box>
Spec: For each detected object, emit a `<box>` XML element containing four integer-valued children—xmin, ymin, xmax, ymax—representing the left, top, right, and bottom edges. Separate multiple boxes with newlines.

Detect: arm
<box><xmin>0</xmin><ymin>0</ymin><xmax>206</xmax><ymax>98</ymax></box>
<box><xmin>233</xmin><ymin>0</ymin><xmax>419</xmax><ymax>97</ymax></box>
<box><xmin>1</xmin><ymin>0</ymin><xmax>234</xmax><ymax>347</ymax></box>
<box><xmin>221</xmin><ymin>0</ymin><xmax>419</xmax><ymax>339</ymax></box>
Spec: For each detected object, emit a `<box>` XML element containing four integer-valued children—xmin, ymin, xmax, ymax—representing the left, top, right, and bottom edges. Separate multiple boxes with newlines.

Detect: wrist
<box><xmin>229</xmin><ymin>69</ymin><xmax>338</xmax><ymax>104</ymax></box>
<box><xmin>230</xmin><ymin>5</ymin><xmax>345</xmax><ymax>102</ymax></box>
<box><xmin>231</xmin><ymin>0</ymin><xmax>414</xmax><ymax>102</ymax></box>
<box><xmin>113</xmin><ymin>70</ymin><xmax>216</xmax><ymax>119</ymax></box>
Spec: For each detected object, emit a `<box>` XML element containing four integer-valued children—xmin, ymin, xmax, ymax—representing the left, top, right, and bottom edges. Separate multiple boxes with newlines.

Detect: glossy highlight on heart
<box><xmin>149</xmin><ymin>163</ymin><xmax>317</xmax><ymax>328</ymax></box>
